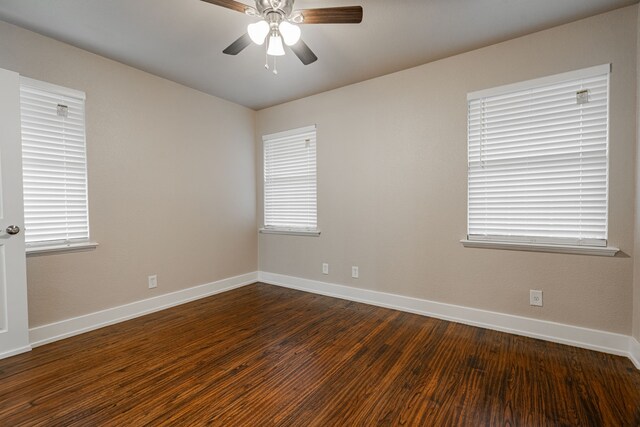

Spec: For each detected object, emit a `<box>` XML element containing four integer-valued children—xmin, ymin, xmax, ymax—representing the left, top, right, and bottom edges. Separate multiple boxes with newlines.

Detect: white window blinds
<box><xmin>20</xmin><ymin>77</ymin><xmax>90</xmax><ymax>247</ymax></box>
<box><xmin>263</xmin><ymin>125</ymin><xmax>317</xmax><ymax>231</ymax></box>
<box><xmin>467</xmin><ymin>64</ymin><xmax>610</xmax><ymax>247</ymax></box>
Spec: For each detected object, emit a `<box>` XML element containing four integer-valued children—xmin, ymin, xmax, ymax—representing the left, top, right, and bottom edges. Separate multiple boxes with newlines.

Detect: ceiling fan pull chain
<box><xmin>264</xmin><ymin>43</ymin><xmax>269</xmax><ymax>70</ymax></box>
<box><xmin>273</xmin><ymin>56</ymin><xmax>278</xmax><ymax>75</ymax></box>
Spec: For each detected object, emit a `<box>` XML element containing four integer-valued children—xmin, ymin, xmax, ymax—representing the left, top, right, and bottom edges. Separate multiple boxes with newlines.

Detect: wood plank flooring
<box><xmin>1</xmin><ymin>283</ymin><xmax>639</xmax><ymax>426</ymax></box>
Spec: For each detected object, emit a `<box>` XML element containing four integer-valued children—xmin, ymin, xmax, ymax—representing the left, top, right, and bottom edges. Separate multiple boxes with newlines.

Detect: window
<box><xmin>262</xmin><ymin>125</ymin><xmax>318</xmax><ymax>235</ymax></box>
<box><xmin>466</xmin><ymin>64</ymin><xmax>610</xmax><ymax>250</ymax></box>
<box><xmin>19</xmin><ymin>77</ymin><xmax>93</xmax><ymax>251</ymax></box>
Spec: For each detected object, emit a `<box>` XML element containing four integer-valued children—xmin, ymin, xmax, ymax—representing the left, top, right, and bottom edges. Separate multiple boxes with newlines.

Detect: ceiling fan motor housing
<box><xmin>255</xmin><ymin>0</ymin><xmax>295</xmax><ymax>18</ymax></box>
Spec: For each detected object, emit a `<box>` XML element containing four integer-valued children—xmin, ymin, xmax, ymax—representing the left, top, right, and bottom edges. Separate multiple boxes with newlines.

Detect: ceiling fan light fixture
<box><xmin>247</xmin><ymin>20</ymin><xmax>270</xmax><ymax>45</ymax></box>
<box><xmin>211</xmin><ymin>0</ymin><xmax>362</xmax><ymax>67</ymax></box>
<box><xmin>279</xmin><ymin>21</ymin><xmax>301</xmax><ymax>46</ymax></box>
<box><xmin>267</xmin><ymin>34</ymin><xmax>285</xmax><ymax>56</ymax></box>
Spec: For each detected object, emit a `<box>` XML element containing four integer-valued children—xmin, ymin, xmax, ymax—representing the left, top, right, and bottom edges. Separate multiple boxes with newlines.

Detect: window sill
<box><xmin>259</xmin><ymin>228</ymin><xmax>321</xmax><ymax>237</ymax></box>
<box><xmin>460</xmin><ymin>239</ymin><xmax>619</xmax><ymax>257</ymax></box>
<box><xmin>26</xmin><ymin>241</ymin><xmax>99</xmax><ymax>256</ymax></box>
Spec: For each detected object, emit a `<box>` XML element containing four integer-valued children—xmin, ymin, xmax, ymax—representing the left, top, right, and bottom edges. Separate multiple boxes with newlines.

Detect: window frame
<box><xmin>462</xmin><ymin>64</ymin><xmax>618</xmax><ymax>256</ymax></box>
<box><xmin>260</xmin><ymin>125</ymin><xmax>320</xmax><ymax>237</ymax></box>
<box><xmin>19</xmin><ymin>77</ymin><xmax>97</xmax><ymax>255</ymax></box>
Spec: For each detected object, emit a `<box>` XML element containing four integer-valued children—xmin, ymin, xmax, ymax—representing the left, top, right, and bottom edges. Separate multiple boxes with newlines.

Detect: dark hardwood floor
<box><xmin>0</xmin><ymin>283</ymin><xmax>638</xmax><ymax>426</ymax></box>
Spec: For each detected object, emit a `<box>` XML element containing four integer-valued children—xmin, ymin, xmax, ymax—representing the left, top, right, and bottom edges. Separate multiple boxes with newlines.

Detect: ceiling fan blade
<box><xmin>223</xmin><ymin>33</ymin><xmax>252</xmax><ymax>55</ymax></box>
<box><xmin>201</xmin><ymin>0</ymin><xmax>249</xmax><ymax>14</ymax></box>
<box><xmin>298</xmin><ymin>6</ymin><xmax>363</xmax><ymax>24</ymax></box>
<box><xmin>290</xmin><ymin>40</ymin><xmax>318</xmax><ymax>65</ymax></box>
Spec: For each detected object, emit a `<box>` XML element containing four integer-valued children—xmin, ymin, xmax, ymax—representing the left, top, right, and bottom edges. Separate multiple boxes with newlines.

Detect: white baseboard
<box><xmin>24</xmin><ymin>269</ymin><xmax>639</xmax><ymax>370</ymax></box>
<box><xmin>258</xmin><ymin>271</ymin><xmax>637</xmax><ymax>367</ymax></box>
<box><xmin>29</xmin><ymin>271</ymin><xmax>258</xmax><ymax>348</ymax></box>
<box><xmin>630</xmin><ymin>337</ymin><xmax>640</xmax><ymax>369</ymax></box>
<box><xmin>0</xmin><ymin>344</ymin><xmax>32</xmax><ymax>359</ymax></box>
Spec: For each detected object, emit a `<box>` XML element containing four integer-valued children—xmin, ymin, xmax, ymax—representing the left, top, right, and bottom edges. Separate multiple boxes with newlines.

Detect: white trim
<box><xmin>29</xmin><ymin>271</ymin><xmax>257</xmax><ymax>347</ymax></box>
<box><xmin>22</xmin><ymin>269</ymin><xmax>639</xmax><ymax>370</ymax></box>
<box><xmin>0</xmin><ymin>345</ymin><xmax>32</xmax><ymax>360</ymax></box>
<box><xmin>467</xmin><ymin>63</ymin><xmax>611</xmax><ymax>100</ymax></box>
<box><xmin>258</xmin><ymin>271</ymin><xmax>637</xmax><ymax>368</ymax></box>
<box><xmin>259</xmin><ymin>228</ymin><xmax>321</xmax><ymax>236</ymax></box>
<box><xmin>467</xmin><ymin>234</ymin><xmax>607</xmax><ymax>247</ymax></box>
<box><xmin>630</xmin><ymin>337</ymin><xmax>640</xmax><ymax>369</ymax></box>
<box><xmin>19</xmin><ymin>76</ymin><xmax>85</xmax><ymax>100</ymax></box>
<box><xmin>26</xmin><ymin>241</ymin><xmax>99</xmax><ymax>256</ymax></box>
<box><xmin>460</xmin><ymin>239</ymin><xmax>619</xmax><ymax>257</ymax></box>
<box><xmin>262</xmin><ymin>124</ymin><xmax>316</xmax><ymax>141</ymax></box>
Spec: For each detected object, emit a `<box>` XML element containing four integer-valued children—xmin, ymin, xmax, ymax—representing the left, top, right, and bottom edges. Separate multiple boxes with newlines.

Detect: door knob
<box><xmin>5</xmin><ymin>225</ymin><xmax>20</xmax><ymax>235</ymax></box>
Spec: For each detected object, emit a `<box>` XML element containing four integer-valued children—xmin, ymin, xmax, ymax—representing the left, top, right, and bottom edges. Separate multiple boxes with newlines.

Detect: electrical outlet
<box><xmin>322</xmin><ymin>263</ymin><xmax>329</xmax><ymax>275</ymax></box>
<box><xmin>148</xmin><ymin>275</ymin><xmax>158</xmax><ymax>289</ymax></box>
<box><xmin>351</xmin><ymin>266</ymin><xmax>359</xmax><ymax>279</ymax></box>
<box><xmin>530</xmin><ymin>290</ymin><xmax>543</xmax><ymax>307</ymax></box>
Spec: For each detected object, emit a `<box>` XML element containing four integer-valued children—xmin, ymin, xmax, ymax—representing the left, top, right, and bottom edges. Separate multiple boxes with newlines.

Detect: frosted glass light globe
<box><xmin>247</xmin><ymin>20</ymin><xmax>269</xmax><ymax>45</ymax></box>
<box><xmin>279</xmin><ymin>21</ymin><xmax>301</xmax><ymax>46</ymax></box>
<box><xmin>267</xmin><ymin>35</ymin><xmax>285</xmax><ymax>56</ymax></box>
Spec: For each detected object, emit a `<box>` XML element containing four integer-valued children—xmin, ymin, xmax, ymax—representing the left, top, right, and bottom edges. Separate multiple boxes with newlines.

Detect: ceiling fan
<box><xmin>201</xmin><ymin>0</ymin><xmax>363</xmax><ymax>72</ymax></box>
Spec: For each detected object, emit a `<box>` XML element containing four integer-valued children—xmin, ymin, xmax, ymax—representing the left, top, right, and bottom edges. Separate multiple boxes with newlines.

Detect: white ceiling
<box><xmin>0</xmin><ymin>0</ymin><xmax>636</xmax><ymax>110</ymax></box>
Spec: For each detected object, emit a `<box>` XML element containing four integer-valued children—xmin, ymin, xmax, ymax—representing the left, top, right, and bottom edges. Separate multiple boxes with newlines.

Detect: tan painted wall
<box><xmin>257</xmin><ymin>6</ymin><xmax>638</xmax><ymax>334</ymax></box>
<box><xmin>0</xmin><ymin>21</ymin><xmax>257</xmax><ymax>327</ymax></box>
<box><xmin>634</xmin><ymin>6</ymin><xmax>640</xmax><ymax>341</ymax></box>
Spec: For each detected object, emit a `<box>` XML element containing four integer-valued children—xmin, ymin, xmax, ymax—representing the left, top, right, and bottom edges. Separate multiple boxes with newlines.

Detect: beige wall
<box><xmin>634</xmin><ymin>7</ymin><xmax>640</xmax><ymax>342</ymax></box>
<box><xmin>0</xmin><ymin>21</ymin><xmax>257</xmax><ymax>327</ymax></box>
<box><xmin>257</xmin><ymin>6</ymin><xmax>638</xmax><ymax>334</ymax></box>
<box><xmin>1</xmin><ymin>6</ymin><xmax>637</xmax><ymax>335</ymax></box>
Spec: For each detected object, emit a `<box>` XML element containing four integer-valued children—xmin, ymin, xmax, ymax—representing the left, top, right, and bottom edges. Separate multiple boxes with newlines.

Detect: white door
<box><xmin>0</xmin><ymin>67</ymin><xmax>30</xmax><ymax>358</ymax></box>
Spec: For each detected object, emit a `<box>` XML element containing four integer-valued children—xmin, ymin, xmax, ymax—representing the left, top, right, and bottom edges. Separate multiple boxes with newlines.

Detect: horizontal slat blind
<box><xmin>263</xmin><ymin>125</ymin><xmax>317</xmax><ymax>230</ymax></box>
<box><xmin>467</xmin><ymin>65</ymin><xmax>609</xmax><ymax>246</ymax></box>
<box><xmin>20</xmin><ymin>79</ymin><xmax>90</xmax><ymax>246</ymax></box>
